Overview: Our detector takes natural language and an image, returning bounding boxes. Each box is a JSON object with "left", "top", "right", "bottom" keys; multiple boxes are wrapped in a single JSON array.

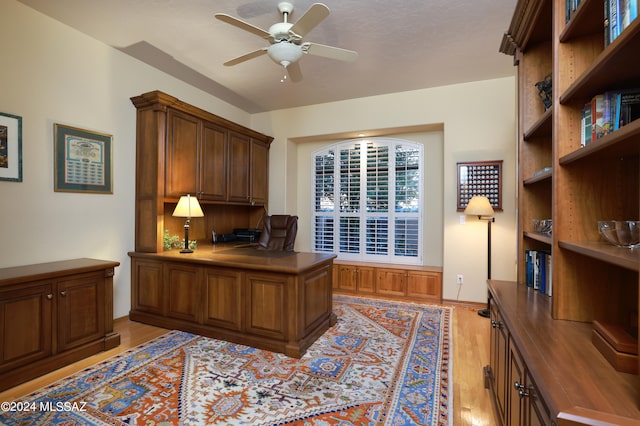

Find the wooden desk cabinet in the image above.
[
  {"left": 0, "top": 258, "right": 120, "bottom": 391},
  {"left": 129, "top": 248, "right": 336, "bottom": 358}
]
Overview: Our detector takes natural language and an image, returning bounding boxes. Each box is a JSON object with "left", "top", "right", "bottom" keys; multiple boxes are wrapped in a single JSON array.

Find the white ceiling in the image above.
[{"left": 19, "top": 0, "right": 517, "bottom": 114}]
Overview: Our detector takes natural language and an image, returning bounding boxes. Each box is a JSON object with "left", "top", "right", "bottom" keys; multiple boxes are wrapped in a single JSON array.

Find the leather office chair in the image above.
[{"left": 257, "top": 215, "right": 298, "bottom": 251}]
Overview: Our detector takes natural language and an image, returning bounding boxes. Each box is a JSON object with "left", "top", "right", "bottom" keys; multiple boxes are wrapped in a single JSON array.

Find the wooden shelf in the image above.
[
  {"left": 560, "top": 20, "right": 640, "bottom": 105},
  {"left": 523, "top": 107, "right": 552, "bottom": 140},
  {"left": 523, "top": 169, "right": 552, "bottom": 185},
  {"left": 558, "top": 240, "right": 640, "bottom": 272},
  {"left": 524, "top": 231, "right": 552, "bottom": 245},
  {"left": 559, "top": 119, "right": 640, "bottom": 165},
  {"left": 558, "top": 0, "right": 602, "bottom": 42}
]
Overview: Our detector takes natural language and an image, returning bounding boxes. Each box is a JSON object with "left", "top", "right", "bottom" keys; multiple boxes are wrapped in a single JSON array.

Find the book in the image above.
[
  {"left": 592, "top": 94, "right": 605, "bottom": 140},
  {"left": 546, "top": 253, "right": 553, "bottom": 297},
  {"left": 614, "top": 89, "right": 640, "bottom": 129},
  {"left": 582, "top": 102, "right": 593, "bottom": 146},
  {"left": 609, "top": 0, "right": 618, "bottom": 45},
  {"left": 620, "top": 0, "right": 639, "bottom": 33},
  {"left": 525, "top": 249, "right": 534, "bottom": 287},
  {"left": 603, "top": 0, "right": 615, "bottom": 47}
]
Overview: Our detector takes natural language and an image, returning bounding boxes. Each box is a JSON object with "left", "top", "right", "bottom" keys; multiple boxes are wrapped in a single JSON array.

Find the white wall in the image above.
[
  {"left": 1, "top": 0, "right": 517, "bottom": 315},
  {"left": 252, "top": 77, "right": 517, "bottom": 303},
  {"left": 0, "top": 1, "right": 252, "bottom": 318}
]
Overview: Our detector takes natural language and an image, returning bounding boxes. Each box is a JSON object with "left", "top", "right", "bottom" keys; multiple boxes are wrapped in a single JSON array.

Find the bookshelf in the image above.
[{"left": 486, "top": 0, "right": 640, "bottom": 424}]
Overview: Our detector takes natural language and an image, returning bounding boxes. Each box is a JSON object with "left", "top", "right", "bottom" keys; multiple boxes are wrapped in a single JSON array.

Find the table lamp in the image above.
[{"left": 172, "top": 194, "right": 204, "bottom": 253}]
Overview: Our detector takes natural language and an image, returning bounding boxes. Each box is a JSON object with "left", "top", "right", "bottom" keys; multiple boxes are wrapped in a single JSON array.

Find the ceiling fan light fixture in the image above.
[{"left": 268, "top": 42, "right": 302, "bottom": 67}]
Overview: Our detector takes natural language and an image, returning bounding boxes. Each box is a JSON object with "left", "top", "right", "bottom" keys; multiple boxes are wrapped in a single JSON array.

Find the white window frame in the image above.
[{"left": 311, "top": 138, "right": 423, "bottom": 265}]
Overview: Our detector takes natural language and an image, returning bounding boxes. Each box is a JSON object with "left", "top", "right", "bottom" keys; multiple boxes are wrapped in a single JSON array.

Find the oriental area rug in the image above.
[{"left": 0, "top": 295, "right": 451, "bottom": 426}]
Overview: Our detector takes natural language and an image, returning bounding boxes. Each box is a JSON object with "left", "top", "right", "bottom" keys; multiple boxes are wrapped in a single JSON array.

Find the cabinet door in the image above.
[
  {"left": 527, "top": 370, "right": 550, "bottom": 426},
  {"left": 406, "top": 271, "right": 442, "bottom": 300},
  {"left": 357, "top": 266, "right": 376, "bottom": 293},
  {"left": 165, "top": 263, "right": 201, "bottom": 323},
  {"left": 376, "top": 268, "right": 406, "bottom": 297},
  {"left": 203, "top": 268, "right": 242, "bottom": 331},
  {"left": 131, "top": 259, "right": 164, "bottom": 315},
  {"left": 509, "top": 340, "right": 526, "bottom": 426},
  {"left": 228, "top": 132, "right": 251, "bottom": 203},
  {"left": 200, "top": 122, "right": 228, "bottom": 201},
  {"left": 0, "top": 283, "right": 53, "bottom": 372},
  {"left": 490, "top": 304, "right": 508, "bottom": 424},
  {"left": 250, "top": 140, "right": 269, "bottom": 205},
  {"left": 165, "top": 108, "right": 199, "bottom": 198},
  {"left": 57, "top": 273, "right": 105, "bottom": 352},
  {"left": 337, "top": 265, "right": 357, "bottom": 291},
  {"left": 244, "top": 272, "right": 287, "bottom": 340}
]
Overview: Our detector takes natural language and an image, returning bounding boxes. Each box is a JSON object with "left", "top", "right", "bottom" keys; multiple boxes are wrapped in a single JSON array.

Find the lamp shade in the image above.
[
  {"left": 172, "top": 194, "right": 204, "bottom": 218},
  {"left": 464, "top": 196, "right": 494, "bottom": 218},
  {"left": 268, "top": 41, "right": 303, "bottom": 67}
]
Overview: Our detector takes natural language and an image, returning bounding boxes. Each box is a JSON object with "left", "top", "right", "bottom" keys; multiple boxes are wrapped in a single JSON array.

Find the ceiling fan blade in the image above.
[
  {"left": 302, "top": 42, "right": 358, "bottom": 62},
  {"left": 224, "top": 48, "right": 268, "bottom": 66},
  {"left": 214, "top": 13, "right": 271, "bottom": 39},
  {"left": 289, "top": 3, "right": 330, "bottom": 37},
  {"left": 286, "top": 62, "right": 303, "bottom": 83}
]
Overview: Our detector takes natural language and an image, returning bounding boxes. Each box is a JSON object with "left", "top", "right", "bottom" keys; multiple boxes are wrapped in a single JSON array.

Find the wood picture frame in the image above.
[
  {"left": 54, "top": 123, "right": 113, "bottom": 194},
  {"left": 0, "top": 112, "right": 23, "bottom": 182},
  {"left": 457, "top": 160, "right": 503, "bottom": 212}
]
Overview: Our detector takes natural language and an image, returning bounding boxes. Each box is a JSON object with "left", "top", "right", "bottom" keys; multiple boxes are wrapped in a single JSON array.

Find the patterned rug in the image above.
[{"left": 0, "top": 295, "right": 451, "bottom": 425}]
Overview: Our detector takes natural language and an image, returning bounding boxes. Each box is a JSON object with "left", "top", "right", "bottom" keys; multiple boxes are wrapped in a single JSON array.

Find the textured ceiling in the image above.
[{"left": 19, "top": 0, "right": 517, "bottom": 113}]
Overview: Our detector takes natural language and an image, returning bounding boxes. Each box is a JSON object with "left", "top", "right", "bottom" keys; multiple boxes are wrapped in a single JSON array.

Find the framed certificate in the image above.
[{"left": 54, "top": 123, "right": 113, "bottom": 194}]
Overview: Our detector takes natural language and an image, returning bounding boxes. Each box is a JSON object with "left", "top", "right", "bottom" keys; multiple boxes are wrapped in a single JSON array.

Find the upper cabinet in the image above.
[{"left": 131, "top": 90, "right": 273, "bottom": 252}]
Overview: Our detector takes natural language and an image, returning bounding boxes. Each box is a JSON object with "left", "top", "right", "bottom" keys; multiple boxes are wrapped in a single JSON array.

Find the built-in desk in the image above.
[{"left": 128, "top": 245, "right": 336, "bottom": 358}]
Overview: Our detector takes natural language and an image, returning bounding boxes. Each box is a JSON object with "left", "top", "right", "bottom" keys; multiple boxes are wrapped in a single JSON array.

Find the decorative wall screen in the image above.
[{"left": 457, "top": 160, "right": 503, "bottom": 212}]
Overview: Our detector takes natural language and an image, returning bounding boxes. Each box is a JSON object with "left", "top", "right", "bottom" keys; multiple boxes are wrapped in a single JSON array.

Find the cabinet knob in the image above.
[
  {"left": 47, "top": 294, "right": 53, "bottom": 300},
  {"left": 491, "top": 320, "right": 503, "bottom": 329},
  {"left": 514, "top": 381, "right": 530, "bottom": 397},
  {"left": 60, "top": 291, "right": 67, "bottom": 297}
]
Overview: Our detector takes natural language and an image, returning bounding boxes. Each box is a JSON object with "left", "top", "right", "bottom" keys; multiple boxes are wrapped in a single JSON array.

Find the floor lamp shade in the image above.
[
  {"left": 464, "top": 196, "right": 494, "bottom": 318},
  {"left": 172, "top": 194, "right": 204, "bottom": 253},
  {"left": 464, "top": 196, "right": 495, "bottom": 218}
]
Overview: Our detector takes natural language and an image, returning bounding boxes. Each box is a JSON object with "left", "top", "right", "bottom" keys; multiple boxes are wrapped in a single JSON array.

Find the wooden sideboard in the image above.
[
  {"left": 129, "top": 245, "right": 336, "bottom": 358},
  {"left": 0, "top": 258, "right": 120, "bottom": 391},
  {"left": 332, "top": 260, "right": 442, "bottom": 302}
]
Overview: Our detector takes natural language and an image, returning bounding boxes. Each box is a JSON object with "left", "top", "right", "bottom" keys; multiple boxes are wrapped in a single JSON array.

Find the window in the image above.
[{"left": 312, "top": 138, "right": 423, "bottom": 264}]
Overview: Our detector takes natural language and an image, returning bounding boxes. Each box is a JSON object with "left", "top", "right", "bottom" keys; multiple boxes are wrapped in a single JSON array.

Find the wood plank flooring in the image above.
[{"left": 0, "top": 302, "right": 496, "bottom": 426}]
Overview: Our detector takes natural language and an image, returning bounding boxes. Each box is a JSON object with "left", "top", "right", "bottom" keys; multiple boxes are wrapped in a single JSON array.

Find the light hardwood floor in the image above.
[{"left": 0, "top": 302, "right": 497, "bottom": 425}]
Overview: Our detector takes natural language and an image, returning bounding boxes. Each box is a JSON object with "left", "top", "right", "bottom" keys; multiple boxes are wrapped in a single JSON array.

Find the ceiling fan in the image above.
[{"left": 214, "top": 2, "right": 358, "bottom": 82}]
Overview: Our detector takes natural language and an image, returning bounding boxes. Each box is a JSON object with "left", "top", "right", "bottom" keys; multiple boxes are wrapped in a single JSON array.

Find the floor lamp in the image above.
[
  {"left": 464, "top": 196, "right": 495, "bottom": 318},
  {"left": 172, "top": 194, "right": 204, "bottom": 253}
]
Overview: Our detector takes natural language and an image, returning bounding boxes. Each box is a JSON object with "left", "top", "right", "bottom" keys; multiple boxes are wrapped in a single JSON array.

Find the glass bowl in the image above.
[{"left": 598, "top": 220, "right": 640, "bottom": 249}]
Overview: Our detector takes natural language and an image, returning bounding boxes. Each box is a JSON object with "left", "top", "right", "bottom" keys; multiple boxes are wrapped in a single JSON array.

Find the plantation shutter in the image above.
[{"left": 312, "top": 138, "right": 423, "bottom": 264}]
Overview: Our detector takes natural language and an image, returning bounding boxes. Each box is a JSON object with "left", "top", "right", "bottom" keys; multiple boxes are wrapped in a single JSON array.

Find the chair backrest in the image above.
[{"left": 257, "top": 215, "right": 298, "bottom": 251}]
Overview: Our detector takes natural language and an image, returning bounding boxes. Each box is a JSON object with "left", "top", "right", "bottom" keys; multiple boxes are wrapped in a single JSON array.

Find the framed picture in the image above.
[
  {"left": 54, "top": 123, "right": 113, "bottom": 194},
  {"left": 457, "top": 160, "right": 503, "bottom": 212},
  {"left": 0, "top": 112, "right": 23, "bottom": 182}
]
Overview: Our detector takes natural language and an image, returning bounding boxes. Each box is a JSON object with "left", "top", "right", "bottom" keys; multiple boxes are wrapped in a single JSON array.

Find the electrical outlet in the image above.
[{"left": 456, "top": 274, "right": 464, "bottom": 285}]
